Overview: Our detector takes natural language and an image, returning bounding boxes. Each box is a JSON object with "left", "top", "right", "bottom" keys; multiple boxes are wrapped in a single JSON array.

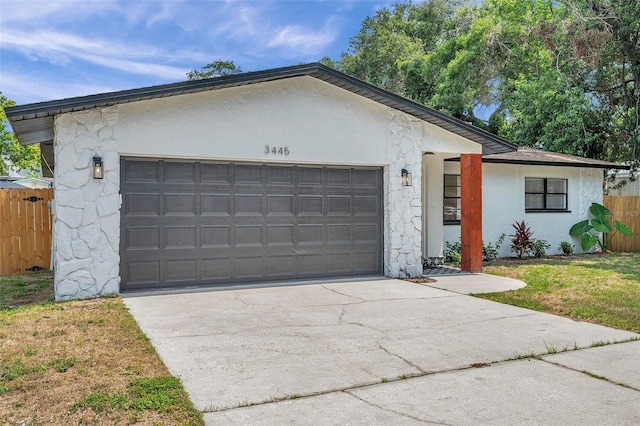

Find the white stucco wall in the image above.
[
  {"left": 442, "top": 162, "right": 604, "bottom": 257},
  {"left": 51, "top": 76, "right": 482, "bottom": 300}
]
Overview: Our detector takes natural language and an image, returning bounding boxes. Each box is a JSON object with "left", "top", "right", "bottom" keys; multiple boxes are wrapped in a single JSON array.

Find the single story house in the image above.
[{"left": 6, "top": 63, "right": 626, "bottom": 300}]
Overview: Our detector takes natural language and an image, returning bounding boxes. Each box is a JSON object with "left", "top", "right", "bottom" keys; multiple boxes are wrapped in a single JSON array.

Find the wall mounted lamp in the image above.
[
  {"left": 401, "top": 168, "right": 412, "bottom": 186},
  {"left": 93, "top": 156, "right": 104, "bottom": 179}
]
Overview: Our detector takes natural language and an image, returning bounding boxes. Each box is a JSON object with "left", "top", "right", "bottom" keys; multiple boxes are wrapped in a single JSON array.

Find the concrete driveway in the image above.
[{"left": 124, "top": 277, "right": 640, "bottom": 425}]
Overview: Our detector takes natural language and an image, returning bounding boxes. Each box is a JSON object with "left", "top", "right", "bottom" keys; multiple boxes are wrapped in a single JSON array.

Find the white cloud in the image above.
[
  {"left": 1, "top": 29, "right": 192, "bottom": 80},
  {"left": 267, "top": 23, "right": 337, "bottom": 54},
  {"left": 0, "top": 72, "right": 116, "bottom": 103}
]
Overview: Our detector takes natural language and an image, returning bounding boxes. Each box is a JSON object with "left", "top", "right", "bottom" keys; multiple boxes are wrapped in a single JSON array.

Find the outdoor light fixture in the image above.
[
  {"left": 93, "top": 156, "right": 104, "bottom": 179},
  {"left": 401, "top": 168, "right": 412, "bottom": 186}
]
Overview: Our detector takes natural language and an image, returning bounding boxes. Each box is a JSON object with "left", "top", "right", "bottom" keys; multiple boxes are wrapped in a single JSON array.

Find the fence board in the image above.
[
  {"left": 603, "top": 195, "right": 640, "bottom": 252},
  {"left": 0, "top": 188, "right": 53, "bottom": 275}
]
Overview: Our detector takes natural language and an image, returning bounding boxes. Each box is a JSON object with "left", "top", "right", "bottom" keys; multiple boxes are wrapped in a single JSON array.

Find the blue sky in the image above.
[{"left": 1, "top": 0, "right": 394, "bottom": 106}]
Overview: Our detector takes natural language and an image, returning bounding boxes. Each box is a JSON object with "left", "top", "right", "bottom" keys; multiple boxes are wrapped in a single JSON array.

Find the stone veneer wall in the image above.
[
  {"left": 53, "top": 107, "right": 120, "bottom": 300},
  {"left": 384, "top": 111, "right": 423, "bottom": 277}
]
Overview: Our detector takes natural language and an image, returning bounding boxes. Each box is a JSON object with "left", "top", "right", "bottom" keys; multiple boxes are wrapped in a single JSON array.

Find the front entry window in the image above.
[{"left": 444, "top": 174, "right": 461, "bottom": 224}]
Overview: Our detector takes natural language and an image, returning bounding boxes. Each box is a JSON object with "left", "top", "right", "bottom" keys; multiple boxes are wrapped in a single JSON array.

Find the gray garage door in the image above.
[{"left": 119, "top": 158, "right": 383, "bottom": 291}]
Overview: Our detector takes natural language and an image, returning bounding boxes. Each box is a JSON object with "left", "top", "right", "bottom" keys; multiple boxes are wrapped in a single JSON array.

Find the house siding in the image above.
[{"left": 443, "top": 162, "right": 603, "bottom": 257}]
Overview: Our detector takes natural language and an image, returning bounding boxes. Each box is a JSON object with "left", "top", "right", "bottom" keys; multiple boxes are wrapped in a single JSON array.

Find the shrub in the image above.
[
  {"left": 483, "top": 233, "right": 506, "bottom": 262},
  {"left": 533, "top": 239, "right": 550, "bottom": 258},
  {"left": 559, "top": 241, "right": 574, "bottom": 255},
  {"left": 444, "top": 233, "right": 506, "bottom": 264},
  {"left": 444, "top": 240, "right": 461, "bottom": 264},
  {"left": 509, "top": 220, "right": 536, "bottom": 258}
]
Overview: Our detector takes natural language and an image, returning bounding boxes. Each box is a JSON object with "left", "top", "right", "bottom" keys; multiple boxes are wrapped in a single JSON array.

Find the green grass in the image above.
[
  {"left": 0, "top": 271, "right": 54, "bottom": 309},
  {"left": 0, "top": 275, "right": 204, "bottom": 425},
  {"left": 481, "top": 253, "right": 640, "bottom": 333}
]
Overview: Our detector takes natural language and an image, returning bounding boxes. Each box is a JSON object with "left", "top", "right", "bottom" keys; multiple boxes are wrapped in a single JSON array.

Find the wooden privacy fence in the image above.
[
  {"left": 603, "top": 195, "right": 640, "bottom": 252},
  {"left": 0, "top": 188, "right": 54, "bottom": 275}
]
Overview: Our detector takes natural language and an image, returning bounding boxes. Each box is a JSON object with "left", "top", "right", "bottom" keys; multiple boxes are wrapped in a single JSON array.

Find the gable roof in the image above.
[
  {"left": 6, "top": 63, "right": 516, "bottom": 157},
  {"left": 481, "top": 147, "right": 629, "bottom": 169}
]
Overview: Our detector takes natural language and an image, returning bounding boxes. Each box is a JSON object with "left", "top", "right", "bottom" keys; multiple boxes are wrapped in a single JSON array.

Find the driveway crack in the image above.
[
  {"left": 321, "top": 284, "right": 364, "bottom": 301},
  {"left": 343, "top": 390, "right": 453, "bottom": 425},
  {"left": 378, "top": 343, "right": 426, "bottom": 374}
]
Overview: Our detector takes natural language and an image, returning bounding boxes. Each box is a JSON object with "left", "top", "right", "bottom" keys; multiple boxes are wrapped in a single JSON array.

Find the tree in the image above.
[
  {"left": 0, "top": 93, "right": 41, "bottom": 176},
  {"left": 329, "top": 0, "right": 640, "bottom": 165},
  {"left": 187, "top": 60, "right": 243, "bottom": 80}
]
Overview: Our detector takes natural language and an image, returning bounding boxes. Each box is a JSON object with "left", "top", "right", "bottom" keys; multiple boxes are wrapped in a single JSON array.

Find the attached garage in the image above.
[
  {"left": 120, "top": 158, "right": 383, "bottom": 290},
  {"left": 6, "top": 63, "right": 518, "bottom": 301}
]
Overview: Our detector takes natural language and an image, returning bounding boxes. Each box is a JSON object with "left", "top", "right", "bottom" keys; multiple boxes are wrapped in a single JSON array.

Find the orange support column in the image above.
[{"left": 460, "top": 153, "right": 483, "bottom": 273}]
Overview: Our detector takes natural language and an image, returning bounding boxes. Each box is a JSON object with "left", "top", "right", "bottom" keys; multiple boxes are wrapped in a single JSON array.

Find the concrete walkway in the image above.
[{"left": 124, "top": 276, "right": 640, "bottom": 425}]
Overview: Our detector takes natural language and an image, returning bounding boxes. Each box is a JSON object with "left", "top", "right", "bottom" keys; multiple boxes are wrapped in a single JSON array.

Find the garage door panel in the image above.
[
  {"left": 355, "top": 196, "right": 379, "bottom": 215},
  {"left": 327, "top": 196, "right": 351, "bottom": 215},
  {"left": 235, "top": 225, "right": 264, "bottom": 247},
  {"left": 235, "top": 195, "right": 263, "bottom": 215},
  {"left": 298, "top": 167, "right": 323, "bottom": 186},
  {"left": 327, "top": 169, "right": 351, "bottom": 186},
  {"left": 267, "top": 225, "right": 294, "bottom": 246},
  {"left": 120, "top": 159, "right": 382, "bottom": 290},
  {"left": 164, "top": 193, "right": 196, "bottom": 216},
  {"left": 125, "top": 193, "right": 160, "bottom": 217},
  {"left": 328, "top": 224, "right": 351, "bottom": 243},
  {"left": 268, "top": 166, "right": 294, "bottom": 185},
  {"left": 298, "top": 195, "right": 323, "bottom": 215},
  {"left": 298, "top": 225, "right": 323, "bottom": 245},
  {"left": 268, "top": 255, "right": 295, "bottom": 276},
  {"left": 165, "top": 260, "right": 197, "bottom": 282},
  {"left": 165, "top": 226, "right": 197, "bottom": 249},
  {"left": 125, "top": 227, "right": 160, "bottom": 250},
  {"left": 201, "top": 163, "right": 231, "bottom": 184},
  {"left": 298, "top": 254, "right": 326, "bottom": 275},
  {"left": 235, "top": 256, "right": 264, "bottom": 278},
  {"left": 164, "top": 162, "right": 197, "bottom": 183},
  {"left": 236, "top": 164, "right": 263, "bottom": 184},
  {"left": 327, "top": 253, "right": 351, "bottom": 272},
  {"left": 355, "top": 252, "right": 380, "bottom": 271},
  {"left": 127, "top": 261, "right": 160, "bottom": 285},
  {"left": 201, "top": 226, "right": 231, "bottom": 248},
  {"left": 125, "top": 161, "right": 160, "bottom": 183},
  {"left": 201, "top": 194, "right": 232, "bottom": 216},
  {"left": 202, "top": 258, "right": 232, "bottom": 280}
]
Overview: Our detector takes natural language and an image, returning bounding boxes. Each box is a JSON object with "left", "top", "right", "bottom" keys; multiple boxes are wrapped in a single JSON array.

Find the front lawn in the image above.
[
  {"left": 0, "top": 273, "right": 203, "bottom": 425},
  {"left": 480, "top": 253, "right": 640, "bottom": 333}
]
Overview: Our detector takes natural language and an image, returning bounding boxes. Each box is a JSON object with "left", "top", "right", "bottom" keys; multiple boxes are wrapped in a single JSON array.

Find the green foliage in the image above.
[
  {"left": 1, "top": 93, "right": 41, "bottom": 176},
  {"left": 444, "top": 233, "right": 506, "bottom": 264},
  {"left": 533, "top": 239, "right": 550, "bottom": 258},
  {"left": 509, "top": 220, "right": 536, "bottom": 258},
  {"left": 444, "top": 240, "right": 461, "bottom": 264},
  {"left": 559, "top": 241, "right": 575, "bottom": 256},
  {"left": 483, "top": 233, "right": 506, "bottom": 262},
  {"left": 569, "top": 202, "right": 634, "bottom": 252},
  {"left": 331, "top": 0, "right": 640, "bottom": 165},
  {"left": 187, "top": 60, "right": 242, "bottom": 80}
]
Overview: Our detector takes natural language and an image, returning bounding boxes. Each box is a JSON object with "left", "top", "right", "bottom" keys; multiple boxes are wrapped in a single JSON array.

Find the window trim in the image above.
[
  {"left": 443, "top": 174, "right": 461, "bottom": 225},
  {"left": 524, "top": 177, "right": 570, "bottom": 213}
]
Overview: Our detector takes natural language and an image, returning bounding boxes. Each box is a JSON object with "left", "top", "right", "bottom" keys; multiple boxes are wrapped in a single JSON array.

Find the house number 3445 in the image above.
[{"left": 265, "top": 146, "right": 290, "bottom": 155}]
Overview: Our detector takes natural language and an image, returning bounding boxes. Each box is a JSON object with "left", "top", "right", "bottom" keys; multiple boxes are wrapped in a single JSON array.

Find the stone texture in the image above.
[{"left": 53, "top": 107, "right": 120, "bottom": 301}]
